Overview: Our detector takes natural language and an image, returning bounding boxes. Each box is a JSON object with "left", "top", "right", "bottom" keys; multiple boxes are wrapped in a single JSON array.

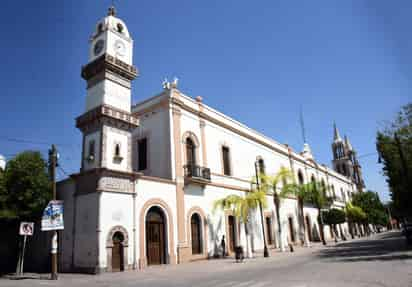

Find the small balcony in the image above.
[{"left": 184, "top": 164, "right": 211, "bottom": 185}]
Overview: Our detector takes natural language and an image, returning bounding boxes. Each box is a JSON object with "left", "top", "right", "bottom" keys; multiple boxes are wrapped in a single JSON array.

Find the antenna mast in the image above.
[{"left": 299, "top": 106, "right": 307, "bottom": 144}]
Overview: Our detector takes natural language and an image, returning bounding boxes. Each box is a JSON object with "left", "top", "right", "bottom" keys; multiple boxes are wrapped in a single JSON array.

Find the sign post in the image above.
[
  {"left": 17, "top": 222, "right": 34, "bottom": 275},
  {"left": 41, "top": 199, "right": 64, "bottom": 280}
]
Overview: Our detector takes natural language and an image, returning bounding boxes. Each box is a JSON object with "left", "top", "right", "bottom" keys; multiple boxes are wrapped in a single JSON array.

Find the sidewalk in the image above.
[{"left": 0, "top": 232, "right": 384, "bottom": 282}]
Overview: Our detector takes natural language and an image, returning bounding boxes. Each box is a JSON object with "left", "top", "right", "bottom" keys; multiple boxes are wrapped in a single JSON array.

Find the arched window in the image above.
[
  {"left": 297, "top": 170, "right": 304, "bottom": 185},
  {"left": 321, "top": 179, "right": 327, "bottom": 197},
  {"left": 257, "top": 158, "right": 265, "bottom": 175},
  {"left": 342, "top": 164, "right": 347, "bottom": 176},
  {"left": 186, "top": 138, "right": 196, "bottom": 166},
  {"left": 117, "top": 23, "right": 124, "bottom": 33},
  {"left": 191, "top": 213, "right": 202, "bottom": 254},
  {"left": 311, "top": 175, "right": 316, "bottom": 183}
]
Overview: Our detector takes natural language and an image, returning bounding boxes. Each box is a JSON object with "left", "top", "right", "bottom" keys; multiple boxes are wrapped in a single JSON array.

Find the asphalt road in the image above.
[{"left": 1, "top": 231, "right": 411, "bottom": 287}]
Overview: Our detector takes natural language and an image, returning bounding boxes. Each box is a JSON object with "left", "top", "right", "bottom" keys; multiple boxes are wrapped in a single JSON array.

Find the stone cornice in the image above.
[
  {"left": 81, "top": 53, "right": 138, "bottom": 81},
  {"left": 76, "top": 104, "right": 139, "bottom": 132}
]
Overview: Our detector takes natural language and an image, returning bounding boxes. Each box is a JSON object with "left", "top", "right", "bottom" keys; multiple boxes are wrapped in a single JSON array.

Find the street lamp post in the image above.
[{"left": 254, "top": 161, "right": 270, "bottom": 258}]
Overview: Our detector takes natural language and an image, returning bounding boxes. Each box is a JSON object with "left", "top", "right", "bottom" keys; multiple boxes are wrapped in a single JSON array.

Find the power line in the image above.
[{"left": 0, "top": 136, "right": 80, "bottom": 148}]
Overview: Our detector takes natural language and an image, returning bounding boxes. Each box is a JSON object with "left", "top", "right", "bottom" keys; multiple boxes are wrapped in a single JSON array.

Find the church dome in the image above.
[
  {"left": 0, "top": 154, "right": 6, "bottom": 171},
  {"left": 92, "top": 6, "right": 131, "bottom": 39}
]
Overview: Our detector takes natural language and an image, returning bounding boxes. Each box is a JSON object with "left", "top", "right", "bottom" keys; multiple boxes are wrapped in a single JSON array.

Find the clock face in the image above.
[
  {"left": 94, "top": 39, "right": 104, "bottom": 56},
  {"left": 114, "top": 40, "right": 126, "bottom": 57}
]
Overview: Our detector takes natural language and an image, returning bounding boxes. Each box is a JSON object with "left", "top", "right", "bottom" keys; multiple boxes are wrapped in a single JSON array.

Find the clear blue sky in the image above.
[{"left": 0, "top": 0, "right": 410, "bottom": 202}]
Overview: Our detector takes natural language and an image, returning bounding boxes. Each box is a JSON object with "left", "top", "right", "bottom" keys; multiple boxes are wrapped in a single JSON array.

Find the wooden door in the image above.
[
  {"left": 191, "top": 214, "right": 202, "bottom": 254},
  {"left": 288, "top": 217, "right": 295, "bottom": 243},
  {"left": 147, "top": 222, "right": 165, "bottom": 265},
  {"left": 266, "top": 217, "right": 273, "bottom": 245},
  {"left": 305, "top": 216, "right": 312, "bottom": 242},
  {"left": 228, "top": 216, "right": 236, "bottom": 252},
  {"left": 112, "top": 241, "right": 122, "bottom": 271}
]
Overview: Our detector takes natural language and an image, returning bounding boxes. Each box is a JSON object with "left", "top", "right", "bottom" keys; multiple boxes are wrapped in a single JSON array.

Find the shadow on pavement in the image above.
[{"left": 317, "top": 231, "right": 412, "bottom": 262}]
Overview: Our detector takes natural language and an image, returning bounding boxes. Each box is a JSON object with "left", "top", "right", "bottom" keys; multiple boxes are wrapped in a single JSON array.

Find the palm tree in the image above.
[
  {"left": 213, "top": 190, "right": 267, "bottom": 258},
  {"left": 280, "top": 181, "right": 312, "bottom": 247},
  {"left": 306, "top": 181, "right": 332, "bottom": 245},
  {"left": 260, "top": 167, "right": 294, "bottom": 252}
]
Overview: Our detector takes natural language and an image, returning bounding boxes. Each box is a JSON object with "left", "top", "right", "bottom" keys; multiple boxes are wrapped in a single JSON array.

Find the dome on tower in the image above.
[
  {"left": 301, "top": 143, "right": 314, "bottom": 161},
  {"left": 91, "top": 6, "right": 131, "bottom": 39},
  {"left": 0, "top": 154, "right": 6, "bottom": 171}
]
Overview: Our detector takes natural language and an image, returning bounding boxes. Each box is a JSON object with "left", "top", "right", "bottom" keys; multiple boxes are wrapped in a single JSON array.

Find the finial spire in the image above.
[
  {"left": 108, "top": 5, "right": 116, "bottom": 16},
  {"left": 344, "top": 135, "right": 353, "bottom": 151},
  {"left": 333, "top": 121, "right": 342, "bottom": 142}
]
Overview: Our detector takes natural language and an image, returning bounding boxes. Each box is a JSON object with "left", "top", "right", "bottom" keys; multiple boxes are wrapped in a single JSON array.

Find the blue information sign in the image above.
[{"left": 41, "top": 200, "right": 64, "bottom": 231}]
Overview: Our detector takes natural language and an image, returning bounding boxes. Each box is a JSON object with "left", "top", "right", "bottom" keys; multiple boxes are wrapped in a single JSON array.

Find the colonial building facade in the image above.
[{"left": 58, "top": 7, "right": 365, "bottom": 273}]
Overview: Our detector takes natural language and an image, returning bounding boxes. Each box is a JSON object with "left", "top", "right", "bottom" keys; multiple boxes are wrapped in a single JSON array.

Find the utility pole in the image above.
[
  {"left": 254, "top": 161, "right": 269, "bottom": 258},
  {"left": 48, "top": 145, "right": 58, "bottom": 280}
]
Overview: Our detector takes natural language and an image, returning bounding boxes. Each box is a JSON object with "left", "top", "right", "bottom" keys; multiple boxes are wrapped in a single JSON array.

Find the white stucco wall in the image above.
[
  {"left": 104, "top": 127, "right": 129, "bottom": 172},
  {"left": 73, "top": 193, "right": 99, "bottom": 269},
  {"left": 99, "top": 192, "right": 135, "bottom": 268},
  {"left": 133, "top": 106, "right": 172, "bottom": 179}
]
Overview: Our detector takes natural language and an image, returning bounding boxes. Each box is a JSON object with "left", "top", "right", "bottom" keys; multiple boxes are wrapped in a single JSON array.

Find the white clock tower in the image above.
[{"left": 76, "top": 6, "right": 139, "bottom": 174}]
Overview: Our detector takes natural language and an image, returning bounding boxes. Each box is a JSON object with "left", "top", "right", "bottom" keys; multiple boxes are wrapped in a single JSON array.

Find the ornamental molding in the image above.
[
  {"left": 76, "top": 104, "right": 139, "bottom": 132},
  {"left": 81, "top": 53, "right": 138, "bottom": 81}
]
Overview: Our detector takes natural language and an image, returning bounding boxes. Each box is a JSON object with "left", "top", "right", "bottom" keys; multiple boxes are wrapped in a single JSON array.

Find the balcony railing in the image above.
[{"left": 184, "top": 164, "right": 211, "bottom": 182}]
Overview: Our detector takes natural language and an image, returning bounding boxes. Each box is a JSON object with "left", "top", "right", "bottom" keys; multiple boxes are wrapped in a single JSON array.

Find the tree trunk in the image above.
[
  {"left": 317, "top": 208, "right": 326, "bottom": 245},
  {"left": 244, "top": 222, "right": 253, "bottom": 258},
  {"left": 349, "top": 222, "right": 355, "bottom": 239},
  {"left": 299, "top": 199, "right": 310, "bottom": 247},
  {"left": 274, "top": 194, "right": 285, "bottom": 252}
]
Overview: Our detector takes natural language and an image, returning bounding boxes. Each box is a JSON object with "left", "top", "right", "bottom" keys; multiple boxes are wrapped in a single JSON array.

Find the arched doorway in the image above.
[
  {"left": 112, "top": 232, "right": 125, "bottom": 272},
  {"left": 191, "top": 213, "right": 202, "bottom": 254},
  {"left": 106, "top": 226, "right": 129, "bottom": 272},
  {"left": 146, "top": 206, "right": 167, "bottom": 265},
  {"left": 305, "top": 215, "right": 312, "bottom": 242},
  {"left": 228, "top": 215, "right": 236, "bottom": 253}
]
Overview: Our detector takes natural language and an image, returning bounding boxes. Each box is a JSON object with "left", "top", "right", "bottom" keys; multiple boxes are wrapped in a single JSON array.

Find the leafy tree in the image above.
[
  {"left": 322, "top": 208, "right": 346, "bottom": 240},
  {"left": 1, "top": 151, "right": 51, "bottom": 220},
  {"left": 260, "top": 167, "right": 294, "bottom": 251},
  {"left": 345, "top": 203, "right": 367, "bottom": 238},
  {"left": 376, "top": 103, "right": 412, "bottom": 218},
  {"left": 352, "top": 191, "right": 388, "bottom": 234},
  {"left": 0, "top": 168, "right": 8, "bottom": 217},
  {"left": 214, "top": 190, "right": 267, "bottom": 256}
]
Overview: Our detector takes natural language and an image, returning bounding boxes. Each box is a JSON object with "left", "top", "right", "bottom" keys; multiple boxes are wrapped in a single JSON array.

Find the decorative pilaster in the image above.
[{"left": 171, "top": 91, "right": 191, "bottom": 262}]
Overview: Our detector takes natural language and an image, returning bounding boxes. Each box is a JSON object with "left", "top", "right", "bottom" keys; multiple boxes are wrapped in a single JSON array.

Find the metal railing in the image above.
[{"left": 184, "top": 164, "right": 211, "bottom": 181}]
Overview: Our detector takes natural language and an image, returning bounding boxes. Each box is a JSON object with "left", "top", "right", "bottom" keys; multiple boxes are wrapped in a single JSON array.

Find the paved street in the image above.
[{"left": 1, "top": 231, "right": 411, "bottom": 287}]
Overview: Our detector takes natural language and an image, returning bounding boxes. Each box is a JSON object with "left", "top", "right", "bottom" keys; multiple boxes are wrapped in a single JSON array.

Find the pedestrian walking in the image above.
[{"left": 221, "top": 235, "right": 226, "bottom": 258}]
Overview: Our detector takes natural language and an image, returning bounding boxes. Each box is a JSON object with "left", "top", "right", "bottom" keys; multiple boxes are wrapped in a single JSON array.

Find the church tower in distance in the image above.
[
  {"left": 331, "top": 123, "right": 364, "bottom": 192},
  {"left": 76, "top": 6, "right": 139, "bottom": 174}
]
